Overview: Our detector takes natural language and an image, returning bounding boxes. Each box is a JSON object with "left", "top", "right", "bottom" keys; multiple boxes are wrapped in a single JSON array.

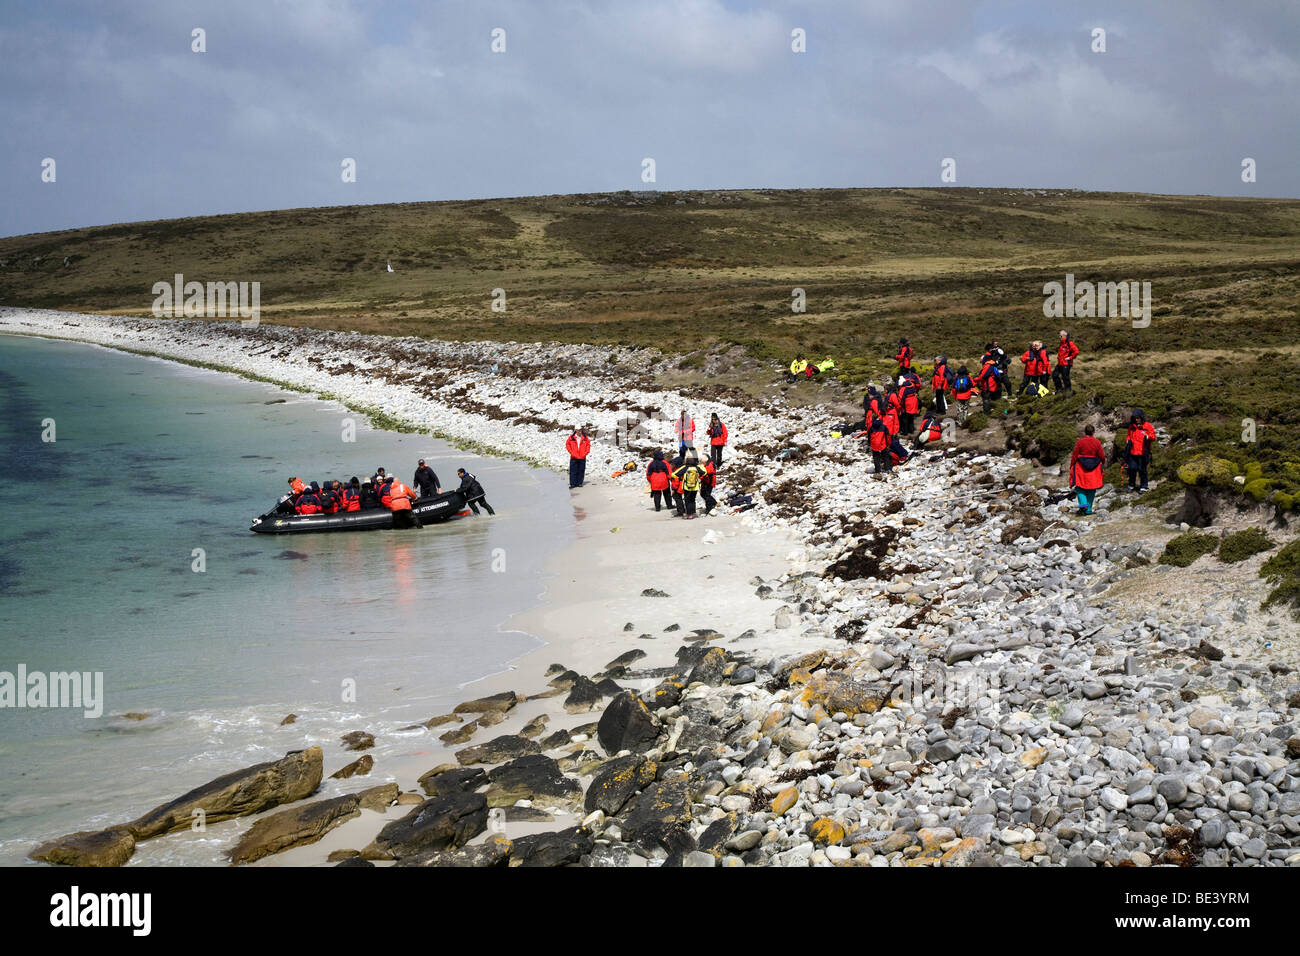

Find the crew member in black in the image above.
[
  {"left": 413, "top": 459, "right": 440, "bottom": 498},
  {"left": 456, "top": 468, "right": 495, "bottom": 515}
]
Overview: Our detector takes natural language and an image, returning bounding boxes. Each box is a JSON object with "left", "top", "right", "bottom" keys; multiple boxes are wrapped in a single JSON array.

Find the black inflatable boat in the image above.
[{"left": 250, "top": 490, "right": 471, "bottom": 534}]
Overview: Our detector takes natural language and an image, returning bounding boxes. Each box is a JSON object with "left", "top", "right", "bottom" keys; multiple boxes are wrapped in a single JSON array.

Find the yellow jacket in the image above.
[{"left": 790, "top": 358, "right": 808, "bottom": 374}]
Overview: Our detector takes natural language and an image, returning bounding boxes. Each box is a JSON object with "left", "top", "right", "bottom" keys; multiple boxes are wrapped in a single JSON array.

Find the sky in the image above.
[{"left": 1, "top": 0, "right": 1297, "bottom": 237}]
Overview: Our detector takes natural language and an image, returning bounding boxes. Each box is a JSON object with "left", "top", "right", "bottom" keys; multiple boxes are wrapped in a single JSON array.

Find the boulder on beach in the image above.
[
  {"left": 584, "top": 754, "right": 658, "bottom": 816},
  {"left": 228, "top": 784, "right": 398, "bottom": 865},
  {"left": 418, "top": 765, "right": 488, "bottom": 797},
  {"left": 485, "top": 755, "right": 581, "bottom": 808},
  {"left": 596, "top": 692, "right": 662, "bottom": 755},
  {"left": 363, "top": 790, "right": 488, "bottom": 860},
  {"left": 330, "top": 754, "right": 374, "bottom": 779},
  {"left": 455, "top": 734, "right": 541, "bottom": 766},
  {"left": 453, "top": 691, "right": 521, "bottom": 715},
  {"left": 340, "top": 731, "right": 374, "bottom": 751},
  {"left": 29, "top": 827, "right": 136, "bottom": 868},
  {"left": 509, "top": 825, "right": 594, "bottom": 867},
  {"left": 128, "top": 747, "right": 323, "bottom": 840},
  {"left": 395, "top": 834, "right": 514, "bottom": 868}
]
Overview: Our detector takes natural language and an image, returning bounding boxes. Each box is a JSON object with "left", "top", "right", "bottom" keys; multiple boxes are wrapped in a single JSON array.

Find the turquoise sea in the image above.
[{"left": 0, "top": 334, "right": 573, "bottom": 864}]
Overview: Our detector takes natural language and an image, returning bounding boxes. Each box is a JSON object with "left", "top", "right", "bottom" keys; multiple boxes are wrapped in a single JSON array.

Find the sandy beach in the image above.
[{"left": 9, "top": 307, "right": 1299, "bottom": 869}]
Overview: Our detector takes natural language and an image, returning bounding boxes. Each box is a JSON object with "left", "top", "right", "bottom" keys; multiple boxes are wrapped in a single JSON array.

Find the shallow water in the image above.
[{"left": 0, "top": 334, "right": 573, "bottom": 864}]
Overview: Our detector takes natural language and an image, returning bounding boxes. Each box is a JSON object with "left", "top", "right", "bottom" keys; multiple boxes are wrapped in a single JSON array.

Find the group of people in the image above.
[
  {"left": 278, "top": 459, "right": 495, "bottom": 523},
  {"left": 644, "top": 448, "right": 719, "bottom": 518},
  {"left": 1067, "top": 409, "right": 1158, "bottom": 514},
  {"left": 566, "top": 410, "right": 730, "bottom": 492}
]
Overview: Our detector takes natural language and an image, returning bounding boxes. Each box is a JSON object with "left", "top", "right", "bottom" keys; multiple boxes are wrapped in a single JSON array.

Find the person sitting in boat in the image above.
[
  {"left": 456, "top": 468, "right": 496, "bottom": 515},
  {"left": 321, "top": 481, "right": 341, "bottom": 514},
  {"left": 295, "top": 485, "right": 324, "bottom": 515},
  {"left": 372, "top": 466, "right": 387, "bottom": 487},
  {"left": 377, "top": 475, "right": 396, "bottom": 509},
  {"left": 341, "top": 478, "right": 362, "bottom": 512},
  {"left": 413, "top": 459, "right": 440, "bottom": 498},
  {"left": 359, "top": 480, "right": 380, "bottom": 510}
]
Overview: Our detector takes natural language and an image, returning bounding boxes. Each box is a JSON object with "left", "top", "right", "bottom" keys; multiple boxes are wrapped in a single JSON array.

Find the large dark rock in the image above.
[
  {"left": 455, "top": 735, "right": 541, "bottom": 766},
  {"left": 395, "top": 835, "right": 513, "bottom": 867},
  {"left": 597, "top": 692, "right": 662, "bottom": 755},
  {"left": 509, "top": 826, "right": 594, "bottom": 867},
  {"left": 621, "top": 776, "right": 693, "bottom": 851},
  {"left": 540, "top": 728, "right": 573, "bottom": 749},
  {"left": 29, "top": 828, "right": 136, "bottom": 867},
  {"left": 564, "top": 676, "right": 605, "bottom": 713},
  {"left": 363, "top": 790, "right": 487, "bottom": 860},
  {"left": 128, "top": 747, "right": 323, "bottom": 840},
  {"left": 696, "top": 815, "right": 736, "bottom": 858},
  {"left": 340, "top": 731, "right": 375, "bottom": 751},
  {"left": 418, "top": 765, "right": 487, "bottom": 797},
  {"left": 330, "top": 754, "right": 374, "bottom": 779},
  {"left": 687, "top": 647, "right": 729, "bottom": 685},
  {"left": 644, "top": 677, "right": 685, "bottom": 711},
  {"left": 485, "top": 755, "right": 581, "bottom": 808},
  {"left": 584, "top": 754, "right": 658, "bottom": 816},
  {"left": 229, "top": 784, "right": 398, "bottom": 865},
  {"left": 605, "top": 649, "right": 647, "bottom": 671},
  {"left": 453, "top": 691, "right": 521, "bottom": 715}
]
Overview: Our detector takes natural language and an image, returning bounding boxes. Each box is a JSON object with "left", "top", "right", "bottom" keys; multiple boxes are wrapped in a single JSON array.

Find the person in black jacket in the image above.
[
  {"left": 413, "top": 459, "right": 440, "bottom": 498},
  {"left": 359, "top": 481, "right": 381, "bottom": 510},
  {"left": 456, "top": 468, "right": 495, "bottom": 515}
]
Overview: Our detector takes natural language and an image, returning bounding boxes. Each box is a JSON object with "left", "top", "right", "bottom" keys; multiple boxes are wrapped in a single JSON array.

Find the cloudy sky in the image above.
[{"left": 2, "top": 0, "right": 1297, "bottom": 237}]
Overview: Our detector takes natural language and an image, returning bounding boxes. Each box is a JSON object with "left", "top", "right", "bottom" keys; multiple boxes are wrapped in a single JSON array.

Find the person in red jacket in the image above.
[
  {"left": 1123, "top": 409, "right": 1158, "bottom": 492},
  {"left": 894, "top": 339, "right": 913, "bottom": 380},
  {"left": 388, "top": 479, "right": 420, "bottom": 528},
  {"left": 700, "top": 458, "right": 718, "bottom": 515},
  {"left": 883, "top": 403, "right": 900, "bottom": 438},
  {"left": 645, "top": 449, "right": 672, "bottom": 512},
  {"left": 1053, "top": 330, "right": 1080, "bottom": 394},
  {"left": 931, "top": 356, "right": 952, "bottom": 413},
  {"left": 706, "top": 413, "right": 728, "bottom": 468},
  {"left": 294, "top": 486, "right": 323, "bottom": 515},
  {"left": 1019, "top": 342, "right": 1041, "bottom": 397},
  {"left": 974, "top": 357, "right": 1003, "bottom": 413},
  {"left": 1069, "top": 425, "right": 1107, "bottom": 515},
  {"left": 900, "top": 377, "right": 921, "bottom": 434},
  {"left": 566, "top": 426, "right": 591, "bottom": 488},
  {"left": 868, "top": 416, "right": 891, "bottom": 476}
]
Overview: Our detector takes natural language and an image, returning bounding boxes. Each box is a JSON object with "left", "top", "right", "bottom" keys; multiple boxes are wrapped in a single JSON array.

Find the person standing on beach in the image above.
[
  {"left": 456, "top": 468, "right": 495, "bottom": 515},
  {"left": 674, "top": 457, "right": 703, "bottom": 518},
  {"left": 1053, "top": 330, "right": 1079, "bottom": 395},
  {"left": 675, "top": 410, "right": 696, "bottom": 459},
  {"left": 413, "top": 459, "right": 440, "bottom": 497},
  {"left": 646, "top": 450, "right": 671, "bottom": 512},
  {"left": 1069, "top": 425, "right": 1106, "bottom": 515},
  {"left": 706, "top": 413, "right": 728, "bottom": 468},
  {"left": 700, "top": 457, "right": 718, "bottom": 515},
  {"left": 867, "top": 414, "right": 891, "bottom": 477},
  {"left": 669, "top": 453, "right": 686, "bottom": 515},
  {"left": 566, "top": 426, "right": 590, "bottom": 488}
]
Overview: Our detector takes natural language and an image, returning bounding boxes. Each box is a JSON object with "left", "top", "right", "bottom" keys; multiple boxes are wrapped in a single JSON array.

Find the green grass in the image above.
[
  {"left": 1261, "top": 539, "right": 1300, "bottom": 616},
  {"left": 1158, "top": 532, "right": 1220, "bottom": 567},
  {"left": 1218, "top": 527, "right": 1275, "bottom": 563}
]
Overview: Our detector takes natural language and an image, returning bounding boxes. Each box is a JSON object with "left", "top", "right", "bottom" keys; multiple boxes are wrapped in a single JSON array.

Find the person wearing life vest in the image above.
[
  {"left": 320, "top": 481, "right": 340, "bottom": 515},
  {"left": 706, "top": 413, "right": 728, "bottom": 468},
  {"left": 883, "top": 402, "right": 900, "bottom": 439},
  {"left": 674, "top": 410, "right": 696, "bottom": 458},
  {"left": 341, "top": 478, "right": 362, "bottom": 512},
  {"left": 868, "top": 415, "right": 891, "bottom": 475},
  {"left": 789, "top": 354, "right": 808, "bottom": 381},
  {"left": 1124, "top": 409, "right": 1158, "bottom": 492},
  {"left": 672, "top": 456, "right": 704, "bottom": 518},
  {"left": 949, "top": 365, "right": 972, "bottom": 423},
  {"left": 566, "top": 426, "right": 591, "bottom": 489},
  {"left": 816, "top": 357, "right": 835, "bottom": 375},
  {"left": 894, "top": 339, "right": 913, "bottom": 379},
  {"left": 388, "top": 478, "right": 419, "bottom": 528},
  {"left": 294, "top": 486, "right": 323, "bottom": 515},
  {"left": 646, "top": 449, "right": 672, "bottom": 512},
  {"left": 287, "top": 477, "right": 306, "bottom": 496},
  {"left": 931, "top": 356, "right": 952, "bottom": 413},
  {"left": 973, "top": 357, "right": 1003, "bottom": 413},
  {"left": 413, "top": 459, "right": 440, "bottom": 498},
  {"left": 372, "top": 467, "right": 387, "bottom": 487},
  {"left": 669, "top": 454, "right": 686, "bottom": 515},
  {"left": 456, "top": 468, "right": 495, "bottom": 515},
  {"left": 378, "top": 475, "right": 395, "bottom": 509},
  {"left": 1069, "top": 424, "right": 1107, "bottom": 515},
  {"left": 914, "top": 414, "right": 944, "bottom": 447},
  {"left": 900, "top": 377, "right": 921, "bottom": 434},
  {"left": 1053, "top": 330, "right": 1080, "bottom": 394},
  {"left": 700, "top": 458, "right": 718, "bottom": 516}
]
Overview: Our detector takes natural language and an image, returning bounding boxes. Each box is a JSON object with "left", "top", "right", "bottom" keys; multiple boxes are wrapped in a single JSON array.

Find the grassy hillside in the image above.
[{"left": 4, "top": 186, "right": 1300, "bottom": 531}]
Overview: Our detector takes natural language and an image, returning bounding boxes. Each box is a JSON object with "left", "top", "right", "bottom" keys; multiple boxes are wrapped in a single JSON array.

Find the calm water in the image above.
[{"left": 0, "top": 334, "right": 573, "bottom": 864}]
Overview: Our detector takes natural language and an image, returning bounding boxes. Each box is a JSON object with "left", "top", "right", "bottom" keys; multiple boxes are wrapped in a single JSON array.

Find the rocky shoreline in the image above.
[{"left": 7, "top": 307, "right": 1298, "bottom": 868}]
